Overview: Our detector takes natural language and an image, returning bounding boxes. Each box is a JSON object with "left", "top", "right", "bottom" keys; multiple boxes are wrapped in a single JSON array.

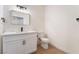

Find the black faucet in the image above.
[{"left": 21, "top": 27, "right": 23, "bottom": 32}]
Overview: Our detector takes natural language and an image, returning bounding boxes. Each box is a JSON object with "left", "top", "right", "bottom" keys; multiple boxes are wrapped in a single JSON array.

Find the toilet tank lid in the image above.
[{"left": 41, "top": 38, "right": 49, "bottom": 41}]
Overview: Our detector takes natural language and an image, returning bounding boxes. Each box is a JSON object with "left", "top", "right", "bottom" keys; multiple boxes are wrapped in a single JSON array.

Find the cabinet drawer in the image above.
[
  {"left": 3, "top": 39, "right": 24, "bottom": 54},
  {"left": 3, "top": 33, "right": 37, "bottom": 42}
]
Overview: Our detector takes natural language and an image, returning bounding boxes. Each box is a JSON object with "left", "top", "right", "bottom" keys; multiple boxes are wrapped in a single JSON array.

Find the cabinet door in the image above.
[
  {"left": 24, "top": 34, "right": 37, "bottom": 53},
  {"left": 3, "top": 39, "right": 24, "bottom": 54}
]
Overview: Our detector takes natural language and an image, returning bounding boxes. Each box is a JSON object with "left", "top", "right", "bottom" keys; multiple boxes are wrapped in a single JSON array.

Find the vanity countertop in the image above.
[{"left": 1, "top": 31, "right": 37, "bottom": 36}]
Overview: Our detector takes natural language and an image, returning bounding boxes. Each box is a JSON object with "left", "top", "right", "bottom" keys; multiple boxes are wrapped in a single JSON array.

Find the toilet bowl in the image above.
[
  {"left": 40, "top": 37, "right": 49, "bottom": 49},
  {"left": 37, "top": 32, "right": 49, "bottom": 49}
]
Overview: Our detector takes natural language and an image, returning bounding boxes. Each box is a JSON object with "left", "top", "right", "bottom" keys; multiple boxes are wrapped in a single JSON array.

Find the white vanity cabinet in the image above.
[{"left": 2, "top": 32, "right": 37, "bottom": 54}]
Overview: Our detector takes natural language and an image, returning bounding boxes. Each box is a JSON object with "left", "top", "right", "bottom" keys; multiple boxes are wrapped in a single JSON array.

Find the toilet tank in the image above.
[{"left": 37, "top": 32, "right": 47, "bottom": 38}]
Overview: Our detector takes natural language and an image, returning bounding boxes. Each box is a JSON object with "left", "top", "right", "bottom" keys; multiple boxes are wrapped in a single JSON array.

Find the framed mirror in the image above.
[{"left": 10, "top": 9, "right": 30, "bottom": 25}]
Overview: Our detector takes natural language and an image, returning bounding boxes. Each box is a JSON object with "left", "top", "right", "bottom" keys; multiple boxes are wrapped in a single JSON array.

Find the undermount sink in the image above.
[{"left": 2, "top": 31, "right": 37, "bottom": 36}]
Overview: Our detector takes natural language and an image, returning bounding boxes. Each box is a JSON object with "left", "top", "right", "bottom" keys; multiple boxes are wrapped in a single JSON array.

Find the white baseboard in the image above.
[{"left": 49, "top": 42, "right": 69, "bottom": 54}]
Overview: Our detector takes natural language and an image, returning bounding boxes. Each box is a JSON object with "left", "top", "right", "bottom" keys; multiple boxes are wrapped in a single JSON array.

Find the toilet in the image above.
[
  {"left": 40, "top": 37, "right": 49, "bottom": 49},
  {"left": 37, "top": 32, "right": 49, "bottom": 49}
]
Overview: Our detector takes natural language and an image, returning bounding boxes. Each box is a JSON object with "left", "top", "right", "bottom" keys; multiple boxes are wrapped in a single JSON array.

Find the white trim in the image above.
[{"left": 49, "top": 42, "right": 69, "bottom": 54}]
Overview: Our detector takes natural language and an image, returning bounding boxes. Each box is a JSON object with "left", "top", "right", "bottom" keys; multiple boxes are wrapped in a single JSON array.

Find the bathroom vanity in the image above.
[
  {"left": 0, "top": 5, "right": 38, "bottom": 54},
  {"left": 1, "top": 31, "right": 37, "bottom": 54}
]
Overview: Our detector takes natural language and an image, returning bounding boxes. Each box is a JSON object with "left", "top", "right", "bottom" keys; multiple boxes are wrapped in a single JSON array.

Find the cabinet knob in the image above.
[{"left": 22, "top": 40, "right": 26, "bottom": 45}]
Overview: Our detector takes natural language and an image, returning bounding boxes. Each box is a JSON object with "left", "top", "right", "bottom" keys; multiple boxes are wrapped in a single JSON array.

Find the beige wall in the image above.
[
  {"left": 45, "top": 5, "right": 79, "bottom": 53},
  {"left": 24, "top": 5, "right": 45, "bottom": 32}
]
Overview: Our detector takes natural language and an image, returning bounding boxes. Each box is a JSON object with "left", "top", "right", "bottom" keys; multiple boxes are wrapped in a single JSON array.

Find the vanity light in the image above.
[{"left": 16, "top": 5, "right": 27, "bottom": 10}]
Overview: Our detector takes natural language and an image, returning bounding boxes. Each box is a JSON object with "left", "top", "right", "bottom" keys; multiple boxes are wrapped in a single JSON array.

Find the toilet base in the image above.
[{"left": 41, "top": 43, "right": 48, "bottom": 49}]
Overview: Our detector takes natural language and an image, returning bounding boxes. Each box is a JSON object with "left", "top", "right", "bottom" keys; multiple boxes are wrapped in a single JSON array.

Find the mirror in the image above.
[{"left": 10, "top": 9, "right": 30, "bottom": 25}]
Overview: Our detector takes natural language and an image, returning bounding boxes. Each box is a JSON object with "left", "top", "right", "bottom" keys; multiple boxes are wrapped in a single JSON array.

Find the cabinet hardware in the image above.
[{"left": 22, "top": 40, "right": 26, "bottom": 45}]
